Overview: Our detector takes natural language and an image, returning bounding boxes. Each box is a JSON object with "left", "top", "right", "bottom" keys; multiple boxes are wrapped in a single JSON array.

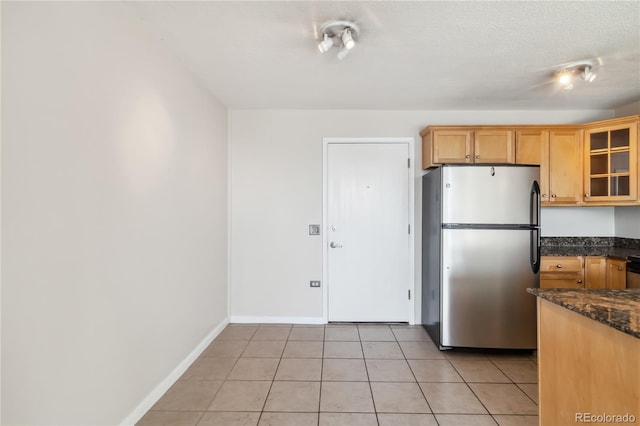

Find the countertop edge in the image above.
[{"left": 527, "top": 288, "right": 640, "bottom": 340}]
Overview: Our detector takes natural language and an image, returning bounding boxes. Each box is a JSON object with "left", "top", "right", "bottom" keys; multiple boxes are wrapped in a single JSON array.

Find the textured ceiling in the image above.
[{"left": 125, "top": 1, "right": 640, "bottom": 110}]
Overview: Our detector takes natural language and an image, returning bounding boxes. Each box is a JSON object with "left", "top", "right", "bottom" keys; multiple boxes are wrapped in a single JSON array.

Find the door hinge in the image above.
[
  {"left": 408, "top": 290, "right": 411, "bottom": 300},
  {"left": 408, "top": 224, "right": 411, "bottom": 234},
  {"left": 407, "top": 158, "right": 410, "bottom": 168}
]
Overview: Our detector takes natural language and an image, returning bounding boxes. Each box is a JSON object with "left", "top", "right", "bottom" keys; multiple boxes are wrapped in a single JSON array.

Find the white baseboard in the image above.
[
  {"left": 230, "top": 315, "right": 325, "bottom": 325},
  {"left": 120, "top": 317, "right": 230, "bottom": 426}
]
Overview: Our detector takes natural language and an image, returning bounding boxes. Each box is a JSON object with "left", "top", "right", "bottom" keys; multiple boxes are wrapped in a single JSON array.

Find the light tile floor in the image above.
[{"left": 137, "top": 324, "right": 538, "bottom": 426}]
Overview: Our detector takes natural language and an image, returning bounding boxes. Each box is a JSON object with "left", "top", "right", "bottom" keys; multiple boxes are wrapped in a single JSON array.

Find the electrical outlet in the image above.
[{"left": 310, "top": 281, "right": 321, "bottom": 288}]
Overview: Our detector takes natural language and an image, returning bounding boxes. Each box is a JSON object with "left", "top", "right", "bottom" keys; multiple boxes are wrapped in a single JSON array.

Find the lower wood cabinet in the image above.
[
  {"left": 540, "top": 256, "right": 584, "bottom": 289},
  {"left": 584, "top": 256, "right": 607, "bottom": 289},
  {"left": 606, "top": 258, "right": 627, "bottom": 289},
  {"left": 538, "top": 298, "right": 640, "bottom": 425},
  {"left": 541, "top": 256, "right": 627, "bottom": 289}
]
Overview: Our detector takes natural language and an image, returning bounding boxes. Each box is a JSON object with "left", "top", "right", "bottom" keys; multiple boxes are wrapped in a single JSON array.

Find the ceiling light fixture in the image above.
[
  {"left": 317, "top": 20, "right": 360, "bottom": 59},
  {"left": 553, "top": 60, "right": 600, "bottom": 90},
  {"left": 318, "top": 33, "right": 334, "bottom": 53},
  {"left": 581, "top": 66, "right": 597, "bottom": 83}
]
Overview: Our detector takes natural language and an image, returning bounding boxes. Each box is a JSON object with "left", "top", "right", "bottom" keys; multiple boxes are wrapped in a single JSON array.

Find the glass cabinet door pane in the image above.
[
  {"left": 590, "top": 177, "right": 608, "bottom": 196},
  {"left": 590, "top": 132, "right": 608, "bottom": 150},
  {"left": 590, "top": 153, "right": 608, "bottom": 175},
  {"left": 610, "top": 152, "right": 629, "bottom": 173},
  {"left": 611, "top": 128, "right": 630, "bottom": 149},
  {"left": 610, "top": 176, "right": 630, "bottom": 196}
]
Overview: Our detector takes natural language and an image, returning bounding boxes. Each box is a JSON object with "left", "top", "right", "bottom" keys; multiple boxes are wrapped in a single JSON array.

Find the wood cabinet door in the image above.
[
  {"left": 583, "top": 122, "right": 638, "bottom": 203},
  {"left": 473, "top": 130, "right": 515, "bottom": 163},
  {"left": 515, "top": 129, "right": 546, "bottom": 165},
  {"left": 606, "top": 258, "right": 627, "bottom": 289},
  {"left": 584, "top": 257, "right": 607, "bottom": 289},
  {"left": 432, "top": 130, "right": 473, "bottom": 164},
  {"left": 547, "top": 130, "right": 582, "bottom": 204}
]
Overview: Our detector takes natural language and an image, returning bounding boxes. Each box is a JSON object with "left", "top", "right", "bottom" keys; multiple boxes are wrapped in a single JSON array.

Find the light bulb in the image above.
[
  {"left": 556, "top": 70, "right": 574, "bottom": 90},
  {"left": 318, "top": 33, "right": 333, "bottom": 53},
  {"left": 341, "top": 28, "right": 355, "bottom": 50}
]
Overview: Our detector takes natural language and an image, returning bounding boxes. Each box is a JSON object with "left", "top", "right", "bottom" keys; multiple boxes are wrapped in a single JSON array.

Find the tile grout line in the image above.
[
  {"left": 446, "top": 358, "right": 495, "bottom": 421},
  {"left": 488, "top": 357, "right": 540, "bottom": 407},
  {"left": 395, "top": 328, "right": 437, "bottom": 422},
  {"left": 356, "top": 325, "right": 380, "bottom": 426},
  {"left": 255, "top": 325, "right": 291, "bottom": 425},
  {"left": 318, "top": 326, "right": 325, "bottom": 426}
]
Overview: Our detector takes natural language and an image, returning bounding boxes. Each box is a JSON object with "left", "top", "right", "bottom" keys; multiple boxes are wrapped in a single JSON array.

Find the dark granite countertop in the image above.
[
  {"left": 541, "top": 246, "right": 640, "bottom": 259},
  {"left": 527, "top": 288, "right": 640, "bottom": 339}
]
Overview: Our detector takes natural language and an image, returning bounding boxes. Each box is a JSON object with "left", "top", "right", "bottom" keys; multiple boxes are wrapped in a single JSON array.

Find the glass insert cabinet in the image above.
[{"left": 584, "top": 121, "right": 638, "bottom": 202}]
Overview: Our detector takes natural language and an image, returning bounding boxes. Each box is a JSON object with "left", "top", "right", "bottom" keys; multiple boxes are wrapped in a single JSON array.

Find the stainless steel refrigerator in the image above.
[{"left": 421, "top": 165, "right": 540, "bottom": 349}]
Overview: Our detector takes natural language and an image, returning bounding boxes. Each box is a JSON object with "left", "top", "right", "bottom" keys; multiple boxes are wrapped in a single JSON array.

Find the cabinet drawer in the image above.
[{"left": 540, "top": 257, "right": 583, "bottom": 272}]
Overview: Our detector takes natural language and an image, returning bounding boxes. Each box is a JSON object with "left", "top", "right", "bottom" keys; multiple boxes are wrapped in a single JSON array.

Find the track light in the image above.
[
  {"left": 581, "top": 66, "right": 597, "bottom": 83},
  {"left": 553, "top": 60, "right": 599, "bottom": 91},
  {"left": 317, "top": 33, "right": 333, "bottom": 53},
  {"left": 341, "top": 29, "right": 355, "bottom": 50},
  {"left": 317, "top": 20, "right": 359, "bottom": 59}
]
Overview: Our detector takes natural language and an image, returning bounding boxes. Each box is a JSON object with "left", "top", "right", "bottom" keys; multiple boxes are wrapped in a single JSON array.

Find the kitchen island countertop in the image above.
[{"left": 527, "top": 288, "right": 640, "bottom": 339}]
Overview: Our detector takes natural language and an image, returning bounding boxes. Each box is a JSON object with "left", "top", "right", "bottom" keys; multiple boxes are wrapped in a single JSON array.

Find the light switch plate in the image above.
[
  {"left": 309, "top": 224, "right": 320, "bottom": 235},
  {"left": 310, "top": 281, "right": 321, "bottom": 288}
]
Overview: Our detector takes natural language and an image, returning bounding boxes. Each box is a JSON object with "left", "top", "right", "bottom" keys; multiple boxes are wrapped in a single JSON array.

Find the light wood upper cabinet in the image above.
[
  {"left": 515, "top": 129, "right": 545, "bottom": 165},
  {"left": 432, "top": 130, "right": 473, "bottom": 164},
  {"left": 606, "top": 258, "right": 627, "bottom": 289},
  {"left": 473, "top": 130, "right": 515, "bottom": 163},
  {"left": 420, "top": 116, "right": 640, "bottom": 206},
  {"left": 583, "top": 119, "right": 638, "bottom": 203},
  {"left": 421, "top": 127, "right": 514, "bottom": 168},
  {"left": 540, "top": 129, "right": 582, "bottom": 205}
]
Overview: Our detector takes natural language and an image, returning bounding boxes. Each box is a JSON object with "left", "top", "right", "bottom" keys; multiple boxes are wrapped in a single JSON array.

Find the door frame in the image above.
[{"left": 322, "top": 137, "right": 415, "bottom": 324}]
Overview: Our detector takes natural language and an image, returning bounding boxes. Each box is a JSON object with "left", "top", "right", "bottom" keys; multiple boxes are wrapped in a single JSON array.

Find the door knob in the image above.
[{"left": 330, "top": 242, "right": 343, "bottom": 248}]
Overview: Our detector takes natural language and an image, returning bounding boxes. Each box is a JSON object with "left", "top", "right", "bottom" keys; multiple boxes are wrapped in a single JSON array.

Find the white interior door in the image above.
[{"left": 327, "top": 143, "right": 411, "bottom": 322}]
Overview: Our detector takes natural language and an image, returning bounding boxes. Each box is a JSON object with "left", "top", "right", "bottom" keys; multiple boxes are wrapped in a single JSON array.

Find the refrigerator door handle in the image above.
[
  {"left": 530, "top": 180, "right": 540, "bottom": 227},
  {"left": 530, "top": 180, "right": 541, "bottom": 274}
]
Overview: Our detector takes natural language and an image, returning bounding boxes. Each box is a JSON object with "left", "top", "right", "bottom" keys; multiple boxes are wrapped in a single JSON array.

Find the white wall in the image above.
[
  {"left": 2, "top": 3, "right": 228, "bottom": 425},
  {"left": 615, "top": 206, "right": 640, "bottom": 238},
  {"left": 541, "top": 207, "right": 615, "bottom": 237},
  {"left": 615, "top": 100, "right": 640, "bottom": 117},
  {"left": 229, "top": 109, "right": 613, "bottom": 323}
]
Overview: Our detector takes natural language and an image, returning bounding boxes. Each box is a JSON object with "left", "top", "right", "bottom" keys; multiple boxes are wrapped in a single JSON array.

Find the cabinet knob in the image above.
[
  {"left": 551, "top": 194, "right": 557, "bottom": 198},
  {"left": 585, "top": 194, "right": 590, "bottom": 198},
  {"left": 577, "top": 280, "right": 583, "bottom": 284},
  {"left": 618, "top": 266, "right": 624, "bottom": 271},
  {"left": 465, "top": 155, "right": 470, "bottom": 159},
  {"left": 475, "top": 155, "right": 480, "bottom": 159},
  {"left": 556, "top": 264, "right": 563, "bottom": 268},
  {"left": 541, "top": 194, "right": 548, "bottom": 198}
]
